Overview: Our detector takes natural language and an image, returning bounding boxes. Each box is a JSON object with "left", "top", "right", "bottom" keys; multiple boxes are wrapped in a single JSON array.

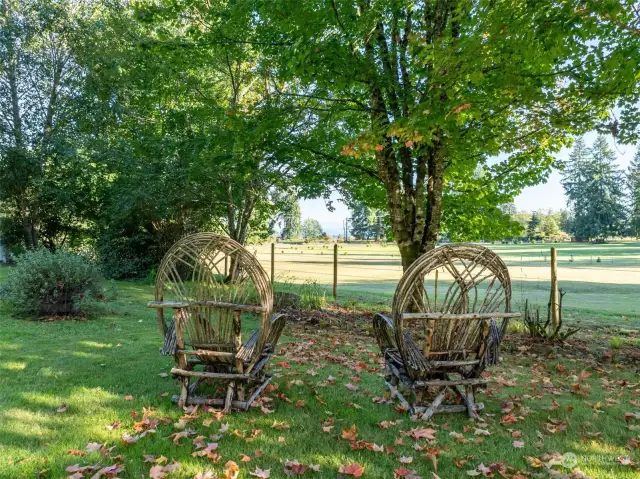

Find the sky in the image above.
[{"left": 300, "top": 132, "right": 638, "bottom": 236}]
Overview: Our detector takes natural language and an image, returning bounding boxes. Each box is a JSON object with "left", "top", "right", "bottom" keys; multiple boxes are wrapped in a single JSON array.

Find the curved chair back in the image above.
[
  {"left": 152, "top": 233, "right": 272, "bottom": 364},
  {"left": 392, "top": 243, "right": 513, "bottom": 379}
]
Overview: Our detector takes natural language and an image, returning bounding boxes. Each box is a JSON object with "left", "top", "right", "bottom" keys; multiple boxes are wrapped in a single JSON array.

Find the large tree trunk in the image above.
[{"left": 359, "top": 1, "right": 450, "bottom": 271}]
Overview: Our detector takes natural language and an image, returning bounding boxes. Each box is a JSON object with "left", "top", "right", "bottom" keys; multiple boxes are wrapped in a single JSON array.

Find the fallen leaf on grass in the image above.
[
  {"left": 249, "top": 467, "right": 271, "bottom": 478},
  {"left": 223, "top": 460, "right": 240, "bottom": 479},
  {"left": 625, "top": 412, "right": 640, "bottom": 422},
  {"left": 339, "top": 463, "right": 365, "bottom": 477},
  {"left": 86, "top": 442, "right": 103, "bottom": 453},
  {"left": 191, "top": 443, "right": 218, "bottom": 459},
  {"left": 92, "top": 463, "right": 125, "bottom": 478},
  {"left": 394, "top": 468, "right": 421, "bottom": 479},
  {"left": 65, "top": 464, "right": 101, "bottom": 475},
  {"left": 284, "top": 460, "right": 308, "bottom": 475},
  {"left": 512, "top": 441, "right": 525, "bottom": 448},
  {"left": 378, "top": 420, "right": 400, "bottom": 429},
  {"left": 57, "top": 404, "right": 69, "bottom": 413},
  {"left": 341, "top": 425, "right": 358, "bottom": 441},
  {"left": 123, "top": 395, "right": 134, "bottom": 401},
  {"left": 193, "top": 472, "right": 214, "bottom": 479},
  {"left": 271, "top": 420, "right": 290, "bottom": 430},
  {"left": 500, "top": 414, "right": 518, "bottom": 424},
  {"left": 408, "top": 428, "right": 437, "bottom": 441},
  {"left": 345, "top": 383, "right": 359, "bottom": 391},
  {"left": 121, "top": 431, "right": 147, "bottom": 445},
  {"left": 399, "top": 456, "right": 413, "bottom": 464},
  {"left": 169, "top": 430, "right": 195, "bottom": 445},
  {"left": 149, "top": 462, "right": 180, "bottom": 479}
]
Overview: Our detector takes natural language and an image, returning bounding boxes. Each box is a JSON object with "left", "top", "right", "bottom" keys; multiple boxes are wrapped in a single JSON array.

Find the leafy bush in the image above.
[
  {"left": 0, "top": 249, "right": 105, "bottom": 317},
  {"left": 96, "top": 230, "right": 161, "bottom": 279}
]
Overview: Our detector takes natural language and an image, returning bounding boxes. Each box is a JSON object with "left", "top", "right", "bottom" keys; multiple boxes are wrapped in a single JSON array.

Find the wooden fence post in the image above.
[
  {"left": 550, "top": 247, "right": 559, "bottom": 330},
  {"left": 271, "top": 243, "right": 275, "bottom": 285},
  {"left": 333, "top": 243, "right": 338, "bottom": 299}
]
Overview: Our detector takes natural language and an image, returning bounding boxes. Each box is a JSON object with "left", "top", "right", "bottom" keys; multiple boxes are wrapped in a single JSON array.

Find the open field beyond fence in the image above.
[{"left": 253, "top": 242, "right": 640, "bottom": 329}]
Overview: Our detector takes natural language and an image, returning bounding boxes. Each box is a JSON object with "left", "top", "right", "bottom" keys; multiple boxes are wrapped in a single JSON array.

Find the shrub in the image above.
[
  {"left": 298, "top": 280, "right": 326, "bottom": 310},
  {"left": 609, "top": 336, "right": 623, "bottom": 349},
  {"left": 0, "top": 249, "right": 105, "bottom": 317},
  {"left": 520, "top": 290, "right": 579, "bottom": 341},
  {"left": 96, "top": 230, "right": 160, "bottom": 279}
]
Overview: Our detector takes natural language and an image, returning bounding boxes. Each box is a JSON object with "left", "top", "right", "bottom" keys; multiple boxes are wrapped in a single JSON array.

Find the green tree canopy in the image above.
[
  {"left": 255, "top": 0, "right": 640, "bottom": 267},
  {"left": 301, "top": 219, "right": 323, "bottom": 241}
]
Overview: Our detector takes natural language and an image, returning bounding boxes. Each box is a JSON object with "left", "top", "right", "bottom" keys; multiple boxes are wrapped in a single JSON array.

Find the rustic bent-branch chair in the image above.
[
  {"left": 373, "top": 243, "right": 519, "bottom": 420},
  {"left": 148, "top": 233, "right": 286, "bottom": 410}
]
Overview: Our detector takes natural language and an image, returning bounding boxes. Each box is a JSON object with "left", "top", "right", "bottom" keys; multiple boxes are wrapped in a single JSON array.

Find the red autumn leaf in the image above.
[
  {"left": 339, "top": 463, "right": 365, "bottom": 477},
  {"left": 453, "top": 103, "right": 472, "bottom": 114},
  {"left": 393, "top": 468, "right": 421, "bottom": 479},
  {"left": 284, "top": 460, "right": 308, "bottom": 475}
]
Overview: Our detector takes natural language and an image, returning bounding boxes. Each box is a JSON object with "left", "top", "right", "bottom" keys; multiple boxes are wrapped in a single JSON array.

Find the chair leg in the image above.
[
  {"left": 236, "top": 382, "right": 245, "bottom": 402},
  {"left": 420, "top": 388, "right": 447, "bottom": 420},
  {"left": 178, "top": 377, "right": 189, "bottom": 408},
  {"left": 465, "top": 385, "right": 480, "bottom": 420},
  {"left": 223, "top": 381, "right": 235, "bottom": 412}
]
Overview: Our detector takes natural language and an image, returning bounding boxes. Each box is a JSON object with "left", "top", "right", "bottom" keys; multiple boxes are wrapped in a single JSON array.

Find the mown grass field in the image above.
[
  {"left": 0, "top": 261, "right": 639, "bottom": 479},
  {"left": 255, "top": 242, "right": 640, "bottom": 329}
]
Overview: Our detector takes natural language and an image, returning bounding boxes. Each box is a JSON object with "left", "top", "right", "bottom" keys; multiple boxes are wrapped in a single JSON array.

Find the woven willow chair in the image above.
[
  {"left": 373, "top": 243, "right": 519, "bottom": 420},
  {"left": 148, "top": 233, "right": 286, "bottom": 410}
]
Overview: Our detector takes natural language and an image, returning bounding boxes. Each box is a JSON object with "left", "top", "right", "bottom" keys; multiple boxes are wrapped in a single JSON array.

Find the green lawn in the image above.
[{"left": 0, "top": 266, "right": 639, "bottom": 478}]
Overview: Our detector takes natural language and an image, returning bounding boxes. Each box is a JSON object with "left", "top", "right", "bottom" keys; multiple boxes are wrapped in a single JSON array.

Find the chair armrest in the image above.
[
  {"left": 373, "top": 313, "right": 396, "bottom": 353},
  {"left": 266, "top": 313, "right": 287, "bottom": 348},
  {"left": 237, "top": 313, "right": 287, "bottom": 362}
]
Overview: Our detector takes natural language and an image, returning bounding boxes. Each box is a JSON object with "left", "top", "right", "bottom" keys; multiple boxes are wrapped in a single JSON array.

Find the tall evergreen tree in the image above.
[
  {"left": 628, "top": 147, "right": 640, "bottom": 238},
  {"left": 526, "top": 212, "right": 541, "bottom": 239},
  {"left": 561, "top": 137, "right": 592, "bottom": 240},
  {"left": 563, "top": 136, "right": 626, "bottom": 241},
  {"left": 349, "top": 201, "right": 386, "bottom": 240},
  {"left": 584, "top": 136, "right": 627, "bottom": 240},
  {"left": 349, "top": 202, "right": 371, "bottom": 240}
]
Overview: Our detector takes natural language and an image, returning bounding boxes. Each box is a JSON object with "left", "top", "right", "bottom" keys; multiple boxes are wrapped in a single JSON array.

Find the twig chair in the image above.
[
  {"left": 148, "top": 233, "right": 286, "bottom": 410},
  {"left": 373, "top": 243, "right": 519, "bottom": 420}
]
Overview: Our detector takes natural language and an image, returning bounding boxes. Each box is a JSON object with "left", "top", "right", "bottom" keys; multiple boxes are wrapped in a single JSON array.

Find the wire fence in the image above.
[{"left": 247, "top": 242, "right": 640, "bottom": 325}]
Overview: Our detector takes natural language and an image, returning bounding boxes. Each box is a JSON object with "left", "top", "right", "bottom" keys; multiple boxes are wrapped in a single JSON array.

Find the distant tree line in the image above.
[{"left": 498, "top": 137, "right": 640, "bottom": 243}]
